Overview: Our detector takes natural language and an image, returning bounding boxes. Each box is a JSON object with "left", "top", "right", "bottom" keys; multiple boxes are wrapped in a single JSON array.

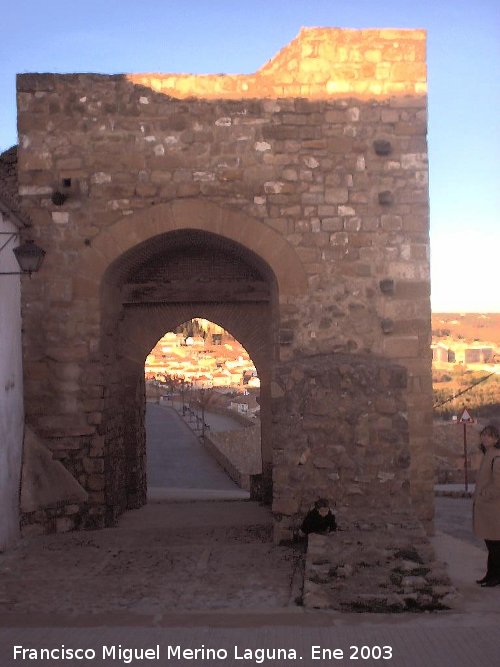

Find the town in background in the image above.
[{"left": 145, "top": 318, "right": 260, "bottom": 419}]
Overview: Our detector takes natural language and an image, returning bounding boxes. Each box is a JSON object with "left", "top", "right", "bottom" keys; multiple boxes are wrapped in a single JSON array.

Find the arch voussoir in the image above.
[{"left": 76, "top": 200, "right": 307, "bottom": 299}]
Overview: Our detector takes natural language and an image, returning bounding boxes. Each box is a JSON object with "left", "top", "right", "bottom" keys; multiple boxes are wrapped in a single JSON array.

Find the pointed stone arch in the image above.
[
  {"left": 86, "top": 202, "right": 307, "bottom": 522},
  {"left": 73, "top": 199, "right": 308, "bottom": 301}
]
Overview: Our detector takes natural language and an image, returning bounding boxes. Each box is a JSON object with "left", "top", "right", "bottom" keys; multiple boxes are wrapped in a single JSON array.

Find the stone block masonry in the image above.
[
  {"left": 303, "top": 507, "right": 456, "bottom": 612},
  {"left": 271, "top": 353, "right": 411, "bottom": 542},
  {"left": 204, "top": 426, "right": 262, "bottom": 491},
  {"left": 15, "top": 27, "right": 433, "bottom": 537}
]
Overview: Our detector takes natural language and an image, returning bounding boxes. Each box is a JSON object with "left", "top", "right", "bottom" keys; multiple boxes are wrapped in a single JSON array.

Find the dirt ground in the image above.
[{"left": 431, "top": 313, "right": 500, "bottom": 346}]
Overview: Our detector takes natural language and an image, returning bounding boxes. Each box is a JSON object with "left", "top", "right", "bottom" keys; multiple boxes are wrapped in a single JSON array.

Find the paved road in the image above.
[
  {"left": 434, "top": 496, "right": 485, "bottom": 549},
  {"left": 166, "top": 398, "right": 247, "bottom": 432},
  {"left": 146, "top": 403, "right": 248, "bottom": 500}
]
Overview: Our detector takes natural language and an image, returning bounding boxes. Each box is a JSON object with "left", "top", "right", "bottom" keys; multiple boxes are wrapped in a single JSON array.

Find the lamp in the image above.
[{"left": 0, "top": 233, "right": 46, "bottom": 276}]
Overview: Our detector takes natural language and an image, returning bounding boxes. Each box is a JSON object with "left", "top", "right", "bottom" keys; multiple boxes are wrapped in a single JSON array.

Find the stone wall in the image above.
[
  {"left": 434, "top": 421, "right": 481, "bottom": 485},
  {"left": 19, "top": 427, "right": 88, "bottom": 536},
  {"left": 204, "top": 426, "right": 262, "bottom": 490},
  {"left": 15, "top": 27, "right": 433, "bottom": 533},
  {"left": 271, "top": 353, "right": 411, "bottom": 542},
  {"left": 303, "top": 508, "right": 455, "bottom": 612}
]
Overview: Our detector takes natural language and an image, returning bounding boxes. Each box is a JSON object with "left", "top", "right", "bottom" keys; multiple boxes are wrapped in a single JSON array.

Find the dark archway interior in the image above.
[
  {"left": 104, "top": 228, "right": 277, "bottom": 290},
  {"left": 100, "top": 228, "right": 279, "bottom": 523}
]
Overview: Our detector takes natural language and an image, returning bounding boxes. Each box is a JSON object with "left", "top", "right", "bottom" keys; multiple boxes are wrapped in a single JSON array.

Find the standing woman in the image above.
[{"left": 473, "top": 423, "right": 500, "bottom": 587}]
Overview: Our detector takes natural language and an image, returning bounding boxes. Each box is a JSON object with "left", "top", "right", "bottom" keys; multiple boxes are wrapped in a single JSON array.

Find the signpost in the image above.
[{"left": 458, "top": 408, "right": 475, "bottom": 492}]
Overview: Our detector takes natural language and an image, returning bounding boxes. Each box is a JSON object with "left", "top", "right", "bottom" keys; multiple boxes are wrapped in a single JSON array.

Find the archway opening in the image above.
[
  {"left": 144, "top": 318, "right": 262, "bottom": 501},
  {"left": 99, "top": 227, "right": 278, "bottom": 524}
]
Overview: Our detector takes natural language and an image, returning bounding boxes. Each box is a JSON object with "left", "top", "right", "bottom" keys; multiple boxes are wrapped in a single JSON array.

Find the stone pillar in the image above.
[{"left": 271, "top": 354, "right": 410, "bottom": 543}]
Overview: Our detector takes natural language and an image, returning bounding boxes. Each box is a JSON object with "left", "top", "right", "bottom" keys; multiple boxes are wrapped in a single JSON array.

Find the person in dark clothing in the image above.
[{"left": 301, "top": 498, "right": 337, "bottom": 535}]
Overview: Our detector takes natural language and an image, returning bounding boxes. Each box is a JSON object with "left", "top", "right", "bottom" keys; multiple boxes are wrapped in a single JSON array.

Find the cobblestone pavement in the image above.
[
  {"left": 1, "top": 499, "right": 500, "bottom": 667},
  {"left": 1, "top": 415, "right": 499, "bottom": 667},
  {"left": 0, "top": 502, "right": 303, "bottom": 622}
]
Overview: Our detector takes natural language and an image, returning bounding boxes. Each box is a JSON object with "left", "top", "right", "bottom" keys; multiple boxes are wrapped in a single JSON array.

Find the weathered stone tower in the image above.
[{"left": 16, "top": 28, "right": 432, "bottom": 538}]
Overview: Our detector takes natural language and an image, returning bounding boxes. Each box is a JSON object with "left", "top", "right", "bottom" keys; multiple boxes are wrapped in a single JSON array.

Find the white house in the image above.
[
  {"left": 230, "top": 391, "right": 260, "bottom": 417},
  {"left": 1, "top": 147, "right": 88, "bottom": 545},
  {"left": 0, "top": 147, "right": 27, "bottom": 550}
]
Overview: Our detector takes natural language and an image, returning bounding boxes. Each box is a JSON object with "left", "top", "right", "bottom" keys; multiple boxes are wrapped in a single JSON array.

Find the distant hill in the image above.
[
  {"left": 432, "top": 313, "right": 500, "bottom": 347},
  {"left": 431, "top": 313, "right": 500, "bottom": 482}
]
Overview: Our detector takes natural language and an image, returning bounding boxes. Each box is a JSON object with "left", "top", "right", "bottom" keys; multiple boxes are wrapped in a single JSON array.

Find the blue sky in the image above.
[{"left": 1, "top": 1, "right": 499, "bottom": 312}]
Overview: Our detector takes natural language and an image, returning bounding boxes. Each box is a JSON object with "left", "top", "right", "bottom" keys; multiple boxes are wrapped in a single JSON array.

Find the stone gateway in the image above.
[{"left": 14, "top": 28, "right": 433, "bottom": 539}]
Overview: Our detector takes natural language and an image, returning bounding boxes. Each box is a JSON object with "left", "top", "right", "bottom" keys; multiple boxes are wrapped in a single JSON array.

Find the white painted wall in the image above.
[{"left": 0, "top": 212, "right": 24, "bottom": 550}]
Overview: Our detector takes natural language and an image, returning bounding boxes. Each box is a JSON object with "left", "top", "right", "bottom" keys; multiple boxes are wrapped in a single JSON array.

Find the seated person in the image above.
[{"left": 301, "top": 498, "right": 337, "bottom": 535}]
